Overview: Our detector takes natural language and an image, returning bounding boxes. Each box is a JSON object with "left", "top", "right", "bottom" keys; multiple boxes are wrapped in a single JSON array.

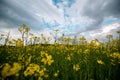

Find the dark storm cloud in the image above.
[
  {"left": 81, "top": 0, "right": 120, "bottom": 31},
  {"left": 0, "top": 0, "right": 39, "bottom": 29}
]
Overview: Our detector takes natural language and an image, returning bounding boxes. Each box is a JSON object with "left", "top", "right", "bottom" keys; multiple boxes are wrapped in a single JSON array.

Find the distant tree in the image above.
[
  {"left": 18, "top": 24, "right": 30, "bottom": 46},
  {"left": 72, "top": 36, "right": 77, "bottom": 45},
  {"left": 64, "top": 37, "right": 71, "bottom": 45},
  {"left": 62, "top": 33, "right": 65, "bottom": 44},
  {"left": 116, "top": 30, "right": 120, "bottom": 52},
  {"left": 116, "top": 30, "right": 120, "bottom": 40},
  {"left": 54, "top": 29, "right": 59, "bottom": 43},
  {"left": 106, "top": 34, "right": 113, "bottom": 43},
  {"left": 4, "top": 31, "right": 10, "bottom": 46},
  {"left": 79, "top": 36, "right": 86, "bottom": 45},
  {"left": 0, "top": 32, "right": 10, "bottom": 46}
]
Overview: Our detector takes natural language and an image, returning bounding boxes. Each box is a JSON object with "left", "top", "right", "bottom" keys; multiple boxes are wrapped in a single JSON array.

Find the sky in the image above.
[{"left": 0, "top": 0, "right": 120, "bottom": 43}]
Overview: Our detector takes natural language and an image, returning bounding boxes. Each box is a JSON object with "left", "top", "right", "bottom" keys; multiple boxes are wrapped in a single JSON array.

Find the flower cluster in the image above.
[
  {"left": 1, "top": 62, "right": 21, "bottom": 78},
  {"left": 24, "top": 63, "right": 40, "bottom": 77},
  {"left": 97, "top": 59, "right": 104, "bottom": 65},
  {"left": 73, "top": 64, "right": 80, "bottom": 71},
  {"left": 41, "top": 51, "right": 54, "bottom": 66}
]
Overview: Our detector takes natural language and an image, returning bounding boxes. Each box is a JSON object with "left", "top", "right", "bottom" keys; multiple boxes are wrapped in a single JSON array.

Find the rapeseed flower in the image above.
[
  {"left": 54, "top": 70, "right": 59, "bottom": 77},
  {"left": 39, "top": 70, "right": 44, "bottom": 76},
  {"left": 73, "top": 64, "right": 80, "bottom": 71},
  {"left": 38, "top": 77, "right": 43, "bottom": 80},
  {"left": 24, "top": 63, "right": 40, "bottom": 77},
  {"left": 65, "top": 55, "right": 71, "bottom": 61},
  {"left": 97, "top": 59, "right": 104, "bottom": 65},
  {"left": 41, "top": 58, "right": 47, "bottom": 65},
  {"left": 41, "top": 54, "right": 54, "bottom": 66},
  {"left": 44, "top": 74, "right": 49, "bottom": 78},
  {"left": 1, "top": 62, "right": 21, "bottom": 78}
]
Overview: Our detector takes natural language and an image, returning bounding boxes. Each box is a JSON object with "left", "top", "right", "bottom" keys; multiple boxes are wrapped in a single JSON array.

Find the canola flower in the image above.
[
  {"left": 24, "top": 63, "right": 40, "bottom": 77},
  {"left": 43, "top": 74, "right": 49, "bottom": 78},
  {"left": 38, "top": 77, "right": 43, "bottom": 80},
  {"left": 110, "top": 52, "right": 120, "bottom": 60},
  {"left": 1, "top": 62, "right": 21, "bottom": 78},
  {"left": 73, "top": 64, "right": 80, "bottom": 71},
  {"left": 39, "top": 70, "right": 45, "bottom": 77},
  {"left": 40, "top": 51, "right": 46, "bottom": 57},
  {"left": 65, "top": 55, "right": 71, "bottom": 61},
  {"left": 84, "top": 49, "right": 90, "bottom": 54},
  {"left": 97, "top": 59, "right": 104, "bottom": 65},
  {"left": 110, "top": 52, "right": 120, "bottom": 64},
  {"left": 41, "top": 52, "right": 54, "bottom": 66},
  {"left": 54, "top": 70, "right": 59, "bottom": 77}
]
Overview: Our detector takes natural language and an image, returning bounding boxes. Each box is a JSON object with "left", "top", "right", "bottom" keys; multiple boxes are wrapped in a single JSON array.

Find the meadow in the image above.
[{"left": 0, "top": 25, "right": 120, "bottom": 80}]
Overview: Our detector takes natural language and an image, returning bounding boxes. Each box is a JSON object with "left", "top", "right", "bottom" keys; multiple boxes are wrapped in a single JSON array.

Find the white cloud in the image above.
[{"left": 89, "top": 22, "right": 120, "bottom": 41}]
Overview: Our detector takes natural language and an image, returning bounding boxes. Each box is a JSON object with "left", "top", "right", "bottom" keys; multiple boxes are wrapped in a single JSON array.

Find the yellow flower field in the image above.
[{"left": 0, "top": 28, "right": 120, "bottom": 80}]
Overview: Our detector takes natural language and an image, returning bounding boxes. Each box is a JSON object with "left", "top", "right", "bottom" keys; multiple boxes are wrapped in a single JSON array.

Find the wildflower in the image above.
[
  {"left": 73, "top": 64, "right": 80, "bottom": 71},
  {"left": 47, "top": 59, "right": 54, "bottom": 66},
  {"left": 54, "top": 70, "right": 59, "bottom": 77},
  {"left": 110, "top": 52, "right": 120, "bottom": 60},
  {"left": 97, "top": 59, "right": 104, "bottom": 65},
  {"left": 1, "top": 63, "right": 11, "bottom": 78},
  {"left": 39, "top": 70, "right": 44, "bottom": 76},
  {"left": 15, "top": 73, "right": 19, "bottom": 77},
  {"left": 24, "top": 63, "right": 40, "bottom": 77},
  {"left": 41, "top": 58, "right": 47, "bottom": 65},
  {"left": 40, "top": 51, "right": 46, "bottom": 57},
  {"left": 1, "top": 63, "right": 21, "bottom": 78},
  {"left": 41, "top": 54, "right": 54, "bottom": 66},
  {"left": 38, "top": 77, "right": 43, "bottom": 80},
  {"left": 44, "top": 74, "right": 49, "bottom": 78},
  {"left": 84, "top": 49, "right": 90, "bottom": 54},
  {"left": 65, "top": 55, "right": 71, "bottom": 61},
  {"left": 110, "top": 52, "right": 120, "bottom": 64}
]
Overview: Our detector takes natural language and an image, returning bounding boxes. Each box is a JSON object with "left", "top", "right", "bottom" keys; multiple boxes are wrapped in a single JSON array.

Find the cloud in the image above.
[
  {"left": 89, "top": 22, "right": 120, "bottom": 41},
  {"left": 66, "top": 0, "right": 120, "bottom": 33},
  {"left": 0, "top": 0, "right": 64, "bottom": 30},
  {"left": 0, "top": 0, "right": 120, "bottom": 42}
]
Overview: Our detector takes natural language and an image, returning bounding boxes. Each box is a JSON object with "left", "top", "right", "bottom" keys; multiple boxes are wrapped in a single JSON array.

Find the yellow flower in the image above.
[
  {"left": 38, "top": 77, "right": 43, "bottom": 80},
  {"left": 1, "top": 63, "right": 11, "bottom": 78},
  {"left": 84, "top": 49, "right": 90, "bottom": 54},
  {"left": 46, "top": 55, "right": 54, "bottom": 65},
  {"left": 54, "top": 70, "right": 59, "bottom": 77},
  {"left": 97, "top": 59, "right": 104, "bottom": 65},
  {"left": 73, "top": 64, "right": 80, "bottom": 71},
  {"left": 43, "top": 67, "right": 47, "bottom": 71},
  {"left": 39, "top": 70, "right": 44, "bottom": 76},
  {"left": 47, "top": 59, "right": 54, "bottom": 66},
  {"left": 1, "top": 63, "right": 21, "bottom": 78},
  {"left": 40, "top": 51, "right": 46, "bottom": 57},
  {"left": 54, "top": 73, "right": 58, "bottom": 77},
  {"left": 44, "top": 74, "right": 49, "bottom": 78},
  {"left": 110, "top": 52, "right": 120, "bottom": 60},
  {"left": 24, "top": 63, "right": 40, "bottom": 77},
  {"left": 15, "top": 73, "right": 19, "bottom": 77},
  {"left": 41, "top": 54, "right": 54, "bottom": 66},
  {"left": 41, "top": 58, "right": 47, "bottom": 65},
  {"left": 65, "top": 55, "right": 71, "bottom": 61}
]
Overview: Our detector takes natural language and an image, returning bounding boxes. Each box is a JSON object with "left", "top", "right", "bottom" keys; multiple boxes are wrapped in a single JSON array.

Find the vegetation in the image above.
[{"left": 0, "top": 24, "right": 120, "bottom": 80}]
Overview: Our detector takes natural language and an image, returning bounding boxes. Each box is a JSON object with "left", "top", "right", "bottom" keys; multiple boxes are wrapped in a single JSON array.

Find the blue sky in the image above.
[{"left": 0, "top": 0, "right": 120, "bottom": 42}]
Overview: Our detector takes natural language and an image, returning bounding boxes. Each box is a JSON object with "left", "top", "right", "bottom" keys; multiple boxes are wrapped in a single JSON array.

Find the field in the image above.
[
  {"left": 0, "top": 41, "right": 120, "bottom": 80},
  {"left": 0, "top": 27, "right": 120, "bottom": 80}
]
